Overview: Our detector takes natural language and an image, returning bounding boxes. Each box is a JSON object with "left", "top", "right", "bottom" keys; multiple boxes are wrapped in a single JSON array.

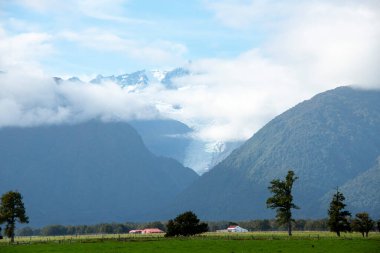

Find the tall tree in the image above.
[
  {"left": 327, "top": 189, "right": 351, "bottom": 237},
  {"left": 266, "top": 170, "right": 299, "bottom": 236},
  {"left": 352, "top": 212, "right": 375, "bottom": 237},
  {"left": 165, "top": 211, "right": 208, "bottom": 237},
  {"left": 0, "top": 191, "right": 29, "bottom": 242}
]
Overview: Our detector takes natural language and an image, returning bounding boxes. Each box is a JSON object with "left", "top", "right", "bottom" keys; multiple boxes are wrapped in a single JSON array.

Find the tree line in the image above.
[
  {"left": 12, "top": 218, "right": 380, "bottom": 237},
  {"left": 13, "top": 218, "right": 334, "bottom": 236},
  {"left": 16, "top": 221, "right": 165, "bottom": 236},
  {"left": 1, "top": 171, "right": 380, "bottom": 240}
]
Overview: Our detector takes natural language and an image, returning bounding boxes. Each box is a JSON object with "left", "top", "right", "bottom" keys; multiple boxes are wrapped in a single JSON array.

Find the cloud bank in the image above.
[{"left": 1, "top": 0, "right": 379, "bottom": 142}]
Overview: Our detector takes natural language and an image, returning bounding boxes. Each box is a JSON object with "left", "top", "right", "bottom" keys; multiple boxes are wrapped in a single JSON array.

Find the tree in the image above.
[
  {"left": 165, "top": 211, "right": 208, "bottom": 237},
  {"left": 228, "top": 221, "right": 238, "bottom": 226},
  {"left": 352, "top": 212, "right": 374, "bottom": 237},
  {"left": 327, "top": 189, "right": 351, "bottom": 237},
  {"left": 294, "top": 219, "right": 307, "bottom": 231},
  {"left": 266, "top": 170, "right": 299, "bottom": 236},
  {"left": 0, "top": 191, "right": 29, "bottom": 242},
  {"left": 17, "top": 227, "right": 34, "bottom": 236},
  {"left": 41, "top": 225, "right": 68, "bottom": 236}
]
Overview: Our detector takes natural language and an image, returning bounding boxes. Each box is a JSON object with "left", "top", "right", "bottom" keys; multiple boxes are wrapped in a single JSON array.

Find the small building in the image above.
[
  {"left": 141, "top": 228, "right": 165, "bottom": 234},
  {"left": 227, "top": 225, "right": 248, "bottom": 233},
  {"left": 129, "top": 229, "right": 143, "bottom": 234}
]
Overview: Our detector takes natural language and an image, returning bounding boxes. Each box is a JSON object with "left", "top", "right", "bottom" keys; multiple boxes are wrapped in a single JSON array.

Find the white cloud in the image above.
[
  {"left": 205, "top": 0, "right": 380, "bottom": 30},
  {"left": 153, "top": 52, "right": 304, "bottom": 141},
  {"left": 155, "top": 0, "right": 380, "bottom": 141},
  {"left": 0, "top": 28, "right": 160, "bottom": 128},
  {"left": 204, "top": 0, "right": 282, "bottom": 29},
  {"left": 13, "top": 0, "right": 146, "bottom": 24},
  {"left": 0, "top": 70, "right": 161, "bottom": 128},
  {"left": 13, "top": 0, "right": 63, "bottom": 12},
  {"left": 76, "top": 0, "right": 146, "bottom": 24},
  {"left": 265, "top": 1, "right": 380, "bottom": 88},
  {"left": 0, "top": 27, "right": 53, "bottom": 72},
  {"left": 59, "top": 28, "right": 188, "bottom": 67},
  {"left": 58, "top": 81, "right": 160, "bottom": 122},
  {"left": 0, "top": 1, "right": 379, "bottom": 144}
]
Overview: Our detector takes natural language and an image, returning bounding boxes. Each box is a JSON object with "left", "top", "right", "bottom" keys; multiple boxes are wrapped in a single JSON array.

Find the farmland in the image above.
[{"left": 1, "top": 232, "right": 379, "bottom": 253}]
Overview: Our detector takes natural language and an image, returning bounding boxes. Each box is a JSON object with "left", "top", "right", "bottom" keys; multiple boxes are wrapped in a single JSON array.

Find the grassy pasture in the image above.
[{"left": 0, "top": 231, "right": 379, "bottom": 253}]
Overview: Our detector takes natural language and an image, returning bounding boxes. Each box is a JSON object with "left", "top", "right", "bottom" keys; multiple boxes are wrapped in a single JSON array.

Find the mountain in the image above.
[
  {"left": 88, "top": 68, "right": 189, "bottom": 90},
  {"left": 52, "top": 68, "right": 243, "bottom": 174},
  {"left": 0, "top": 121, "right": 198, "bottom": 226},
  {"left": 88, "top": 68, "right": 189, "bottom": 89},
  {"left": 335, "top": 157, "right": 380, "bottom": 214},
  {"left": 183, "top": 140, "right": 242, "bottom": 175},
  {"left": 129, "top": 119, "right": 192, "bottom": 164},
  {"left": 161, "top": 67, "right": 189, "bottom": 89},
  {"left": 162, "top": 86, "right": 380, "bottom": 220},
  {"left": 67, "top": 76, "right": 82, "bottom": 83},
  {"left": 129, "top": 119, "right": 241, "bottom": 174},
  {"left": 90, "top": 70, "right": 150, "bottom": 87}
]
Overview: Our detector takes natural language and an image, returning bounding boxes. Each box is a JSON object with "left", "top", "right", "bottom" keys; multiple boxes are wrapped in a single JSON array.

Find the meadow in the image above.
[{"left": 0, "top": 232, "right": 379, "bottom": 253}]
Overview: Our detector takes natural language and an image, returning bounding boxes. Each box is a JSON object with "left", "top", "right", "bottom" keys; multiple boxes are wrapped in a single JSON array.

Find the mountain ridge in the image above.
[
  {"left": 0, "top": 121, "right": 199, "bottom": 226},
  {"left": 159, "top": 86, "right": 380, "bottom": 220}
]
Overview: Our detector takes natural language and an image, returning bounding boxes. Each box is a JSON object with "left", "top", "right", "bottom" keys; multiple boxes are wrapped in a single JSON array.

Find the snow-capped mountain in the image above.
[
  {"left": 161, "top": 67, "right": 189, "bottom": 89},
  {"left": 61, "top": 67, "right": 190, "bottom": 91},
  {"left": 53, "top": 67, "right": 238, "bottom": 174},
  {"left": 85, "top": 68, "right": 189, "bottom": 89},
  {"left": 90, "top": 70, "right": 149, "bottom": 87}
]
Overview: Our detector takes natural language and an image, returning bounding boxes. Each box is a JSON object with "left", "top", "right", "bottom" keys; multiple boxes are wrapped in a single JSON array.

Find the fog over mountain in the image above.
[
  {"left": 1, "top": 68, "right": 244, "bottom": 174},
  {"left": 161, "top": 86, "right": 380, "bottom": 220}
]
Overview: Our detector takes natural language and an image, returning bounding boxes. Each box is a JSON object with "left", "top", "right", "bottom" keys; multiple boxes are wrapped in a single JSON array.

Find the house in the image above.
[
  {"left": 141, "top": 228, "right": 165, "bottom": 234},
  {"left": 227, "top": 225, "right": 248, "bottom": 233},
  {"left": 129, "top": 229, "right": 143, "bottom": 234}
]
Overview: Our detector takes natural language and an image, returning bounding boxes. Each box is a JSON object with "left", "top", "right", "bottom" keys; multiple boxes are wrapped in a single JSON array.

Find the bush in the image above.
[{"left": 165, "top": 211, "right": 208, "bottom": 237}]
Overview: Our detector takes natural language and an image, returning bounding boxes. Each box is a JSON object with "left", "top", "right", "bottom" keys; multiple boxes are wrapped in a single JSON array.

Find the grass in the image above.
[{"left": 0, "top": 232, "right": 379, "bottom": 253}]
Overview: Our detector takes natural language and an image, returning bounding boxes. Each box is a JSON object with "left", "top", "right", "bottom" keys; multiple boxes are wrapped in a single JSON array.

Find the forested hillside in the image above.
[{"left": 164, "top": 87, "right": 380, "bottom": 220}]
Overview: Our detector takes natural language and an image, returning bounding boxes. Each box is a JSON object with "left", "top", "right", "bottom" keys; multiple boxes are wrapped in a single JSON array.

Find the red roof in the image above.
[
  {"left": 227, "top": 225, "right": 238, "bottom": 229},
  {"left": 142, "top": 228, "right": 164, "bottom": 234},
  {"left": 129, "top": 229, "right": 143, "bottom": 234}
]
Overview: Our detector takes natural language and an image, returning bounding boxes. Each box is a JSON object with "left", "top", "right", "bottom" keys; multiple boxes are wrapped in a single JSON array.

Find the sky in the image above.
[{"left": 1, "top": 0, "right": 380, "bottom": 142}]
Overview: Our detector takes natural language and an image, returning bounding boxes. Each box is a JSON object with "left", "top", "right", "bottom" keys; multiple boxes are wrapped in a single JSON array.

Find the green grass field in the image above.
[{"left": 1, "top": 232, "right": 379, "bottom": 253}]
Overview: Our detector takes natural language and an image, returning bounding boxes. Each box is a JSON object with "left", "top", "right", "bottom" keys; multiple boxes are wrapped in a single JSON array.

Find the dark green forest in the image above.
[{"left": 15, "top": 219, "right": 335, "bottom": 236}]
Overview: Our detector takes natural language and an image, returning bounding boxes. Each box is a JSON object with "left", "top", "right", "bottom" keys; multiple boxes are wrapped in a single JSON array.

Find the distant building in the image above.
[
  {"left": 129, "top": 229, "right": 143, "bottom": 234},
  {"left": 227, "top": 225, "right": 248, "bottom": 233},
  {"left": 141, "top": 228, "right": 165, "bottom": 234}
]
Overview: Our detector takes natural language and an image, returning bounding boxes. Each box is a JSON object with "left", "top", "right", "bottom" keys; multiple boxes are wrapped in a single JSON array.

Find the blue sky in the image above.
[
  {"left": 2, "top": 0, "right": 266, "bottom": 75},
  {"left": 0, "top": 0, "right": 379, "bottom": 144}
]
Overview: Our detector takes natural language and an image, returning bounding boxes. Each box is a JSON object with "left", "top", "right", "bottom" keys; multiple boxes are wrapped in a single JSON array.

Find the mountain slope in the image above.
[
  {"left": 128, "top": 119, "right": 241, "bottom": 174},
  {"left": 129, "top": 119, "right": 192, "bottom": 164},
  {"left": 0, "top": 121, "right": 198, "bottom": 226},
  {"left": 338, "top": 157, "right": 380, "bottom": 214},
  {"left": 164, "top": 87, "right": 380, "bottom": 220}
]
